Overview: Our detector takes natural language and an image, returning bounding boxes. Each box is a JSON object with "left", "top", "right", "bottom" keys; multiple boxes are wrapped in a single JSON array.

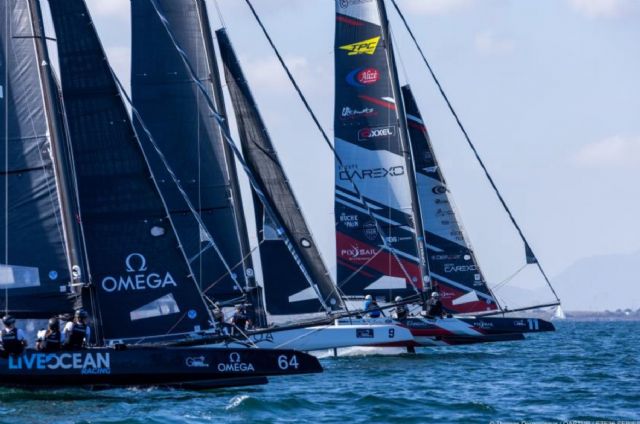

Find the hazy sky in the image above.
[{"left": 44, "top": 0, "right": 640, "bottom": 300}]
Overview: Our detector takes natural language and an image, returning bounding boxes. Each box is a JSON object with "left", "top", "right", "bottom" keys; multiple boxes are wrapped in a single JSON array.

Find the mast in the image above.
[
  {"left": 195, "top": 0, "right": 257, "bottom": 294},
  {"left": 27, "top": 0, "right": 87, "bottom": 294},
  {"left": 376, "top": 0, "right": 430, "bottom": 293}
]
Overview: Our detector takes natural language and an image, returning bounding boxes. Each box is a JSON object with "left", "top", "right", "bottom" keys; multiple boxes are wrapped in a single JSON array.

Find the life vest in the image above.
[
  {"left": 42, "top": 330, "right": 61, "bottom": 352},
  {"left": 65, "top": 322, "right": 87, "bottom": 349},
  {"left": 1, "top": 328, "right": 24, "bottom": 355},
  {"left": 232, "top": 312, "right": 247, "bottom": 329}
]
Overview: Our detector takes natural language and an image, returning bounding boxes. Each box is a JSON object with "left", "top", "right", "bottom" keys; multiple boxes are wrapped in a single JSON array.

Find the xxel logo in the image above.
[
  {"left": 125, "top": 253, "right": 147, "bottom": 273},
  {"left": 339, "top": 36, "right": 381, "bottom": 56}
]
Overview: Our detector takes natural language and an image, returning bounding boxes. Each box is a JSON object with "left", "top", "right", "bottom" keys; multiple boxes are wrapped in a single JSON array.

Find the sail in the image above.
[
  {"left": 217, "top": 28, "right": 342, "bottom": 315},
  {"left": 131, "top": 0, "right": 254, "bottom": 302},
  {"left": 334, "top": 0, "right": 425, "bottom": 299},
  {"left": 402, "top": 85, "right": 499, "bottom": 313},
  {"left": 0, "top": 0, "right": 78, "bottom": 317},
  {"left": 49, "top": 0, "right": 213, "bottom": 342}
]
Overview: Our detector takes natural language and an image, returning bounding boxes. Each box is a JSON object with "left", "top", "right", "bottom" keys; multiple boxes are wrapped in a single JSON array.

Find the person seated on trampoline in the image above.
[
  {"left": 36, "top": 317, "right": 62, "bottom": 352},
  {"left": 424, "top": 291, "right": 445, "bottom": 319},
  {"left": 63, "top": 309, "right": 91, "bottom": 349},
  {"left": 363, "top": 294, "right": 385, "bottom": 318},
  {"left": 0, "top": 315, "right": 27, "bottom": 356},
  {"left": 392, "top": 296, "right": 409, "bottom": 321}
]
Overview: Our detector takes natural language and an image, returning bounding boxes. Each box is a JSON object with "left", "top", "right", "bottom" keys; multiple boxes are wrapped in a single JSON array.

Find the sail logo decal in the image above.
[
  {"left": 101, "top": 253, "right": 177, "bottom": 293},
  {"left": 358, "top": 126, "right": 395, "bottom": 141},
  {"left": 339, "top": 213, "right": 359, "bottom": 229},
  {"left": 444, "top": 264, "right": 478, "bottom": 273},
  {"left": 346, "top": 67, "right": 380, "bottom": 88},
  {"left": 217, "top": 352, "right": 255, "bottom": 372},
  {"left": 339, "top": 36, "right": 381, "bottom": 56},
  {"left": 339, "top": 166, "right": 405, "bottom": 180},
  {"left": 339, "top": 0, "right": 373, "bottom": 8},
  {"left": 8, "top": 352, "right": 111, "bottom": 374},
  {"left": 340, "top": 106, "right": 377, "bottom": 121},
  {"left": 340, "top": 244, "right": 377, "bottom": 261}
]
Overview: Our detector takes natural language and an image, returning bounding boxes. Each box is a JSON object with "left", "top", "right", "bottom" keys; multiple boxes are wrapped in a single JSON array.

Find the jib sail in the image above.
[
  {"left": 49, "top": 0, "right": 213, "bottom": 342},
  {"left": 217, "top": 28, "right": 343, "bottom": 315},
  {"left": 334, "top": 0, "right": 426, "bottom": 300},
  {"left": 0, "top": 0, "right": 82, "bottom": 317},
  {"left": 402, "top": 85, "right": 499, "bottom": 313},
  {"left": 131, "top": 0, "right": 255, "bottom": 302}
]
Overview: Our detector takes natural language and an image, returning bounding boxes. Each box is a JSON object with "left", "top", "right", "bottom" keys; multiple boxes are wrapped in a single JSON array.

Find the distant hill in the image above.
[{"left": 551, "top": 251, "right": 640, "bottom": 311}]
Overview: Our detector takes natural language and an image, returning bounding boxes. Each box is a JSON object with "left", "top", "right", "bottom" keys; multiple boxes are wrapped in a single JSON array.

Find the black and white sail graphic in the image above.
[
  {"left": 131, "top": 0, "right": 254, "bottom": 302},
  {"left": 403, "top": 85, "right": 499, "bottom": 313},
  {"left": 217, "top": 29, "right": 342, "bottom": 315},
  {"left": 49, "top": 0, "right": 213, "bottom": 342},
  {"left": 0, "top": 0, "right": 80, "bottom": 317},
  {"left": 334, "top": 0, "right": 426, "bottom": 299}
]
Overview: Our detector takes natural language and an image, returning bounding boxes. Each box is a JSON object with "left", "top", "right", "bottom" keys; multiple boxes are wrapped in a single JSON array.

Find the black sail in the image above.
[
  {"left": 49, "top": 0, "right": 212, "bottom": 342},
  {"left": 403, "top": 85, "right": 499, "bottom": 313},
  {"left": 0, "top": 0, "right": 79, "bottom": 317},
  {"left": 217, "top": 29, "right": 343, "bottom": 314},
  {"left": 131, "top": 0, "right": 255, "bottom": 302}
]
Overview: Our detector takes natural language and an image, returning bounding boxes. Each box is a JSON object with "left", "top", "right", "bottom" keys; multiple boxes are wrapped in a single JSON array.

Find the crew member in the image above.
[
  {"left": 392, "top": 296, "right": 409, "bottom": 321},
  {"left": 230, "top": 305, "right": 248, "bottom": 335},
  {"left": 1, "top": 315, "right": 27, "bottom": 356},
  {"left": 36, "top": 317, "right": 62, "bottom": 352},
  {"left": 424, "top": 291, "right": 445, "bottom": 319},
  {"left": 63, "top": 309, "right": 91, "bottom": 349},
  {"left": 363, "top": 294, "right": 384, "bottom": 318}
]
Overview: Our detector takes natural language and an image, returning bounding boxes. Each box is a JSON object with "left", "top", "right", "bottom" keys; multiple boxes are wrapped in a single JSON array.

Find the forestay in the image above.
[{"left": 49, "top": 0, "right": 213, "bottom": 343}]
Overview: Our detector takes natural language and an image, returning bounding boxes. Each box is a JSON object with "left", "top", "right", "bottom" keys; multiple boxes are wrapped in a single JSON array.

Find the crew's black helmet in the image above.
[
  {"left": 75, "top": 309, "right": 89, "bottom": 319},
  {"left": 2, "top": 315, "right": 15, "bottom": 326},
  {"left": 48, "top": 317, "right": 59, "bottom": 329}
]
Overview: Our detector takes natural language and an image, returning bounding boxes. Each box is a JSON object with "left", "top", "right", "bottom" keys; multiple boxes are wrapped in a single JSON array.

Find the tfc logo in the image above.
[{"left": 339, "top": 36, "right": 381, "bottom": 56}]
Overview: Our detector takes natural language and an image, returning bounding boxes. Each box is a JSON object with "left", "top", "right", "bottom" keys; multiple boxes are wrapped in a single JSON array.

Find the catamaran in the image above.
[{"left": 0, "top": 0, "right": 322, "bottom": 388}]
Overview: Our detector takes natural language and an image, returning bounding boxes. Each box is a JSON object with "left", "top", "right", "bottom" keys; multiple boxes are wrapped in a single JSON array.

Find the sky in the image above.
[{"left": 43, "top": 0, "right": 640, "bottom": 304}]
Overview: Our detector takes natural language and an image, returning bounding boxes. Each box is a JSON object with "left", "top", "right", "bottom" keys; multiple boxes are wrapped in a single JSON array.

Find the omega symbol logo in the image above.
[{"left": 125, "top": 253, "right": 147, "bottom": 273}]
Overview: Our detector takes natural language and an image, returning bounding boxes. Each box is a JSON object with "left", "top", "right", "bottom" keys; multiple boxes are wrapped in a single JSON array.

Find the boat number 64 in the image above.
[{"left": 277, "top": 354, "right": 299, "bottom": 370}]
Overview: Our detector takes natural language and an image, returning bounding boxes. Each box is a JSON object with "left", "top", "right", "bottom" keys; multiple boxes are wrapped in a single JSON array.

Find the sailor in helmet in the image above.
[
  {"left": 229, "top": 305, "right": 248, "bottom": 335},
  {"left": 424, "top": 291, "right": 445, "bottom": 319},
  {"left": 36, "top": 317, "right": 62, "bottom": 352},
  {"left": 63, "top": 309, "right": 91, "bottom": 349},
  {"left": 363, "top": 294, "right": 384, "bottom": 319},
  {"left": 0, "top": 315, "right": 27, "bottom": 356},
  {"left": 392, "top": 296, "right": 408, "bottom": 322}
]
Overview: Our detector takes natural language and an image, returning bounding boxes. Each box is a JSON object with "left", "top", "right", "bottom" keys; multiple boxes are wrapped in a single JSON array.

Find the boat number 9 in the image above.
[
  {"left": 388, "top": 328, "right": 395, "bottom": 338},
  {"left": 278, "top": 354, "right": 299, "bottom": 370}
]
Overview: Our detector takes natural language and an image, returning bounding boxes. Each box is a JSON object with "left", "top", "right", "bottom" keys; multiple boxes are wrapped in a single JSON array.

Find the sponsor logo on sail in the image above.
[
  {"left": 339, "top": 166, "right": 405, "bottom": 180},
  {"left": 358, "top": 126, "right": 395, "bottom": 141},
  {"left": 340, "top": 106, "right": 377, "bottom": 121},
  {"left": 339, "top": 36, "right": 381, "bottom": 56},
  {"left": 339, "top": 213, "right": 359, "bottom": 229},
  {"left": 444, "top": 264, "right": 478, "bottom": 273},
  {"left": 217, "top": 352, "right": 255, "bottom": 373},
  {"left": 101, "top": 253, "right": 177, "bottom": 293},
  {"left": 363, "top": 221, "right": 378, "bottom": 241},
  {"left": 339, "top": 0, "right": 373, "bottom": 8},
  {"left": 346, "top": 67, "right": 380, "bottom": 88},
  {"left": 8, "top": 352, "right": 111, "bottom": 374},
  {"left": 432, "top": 185, "right": 447, "bottom": 195},
  {"left": 340, "top": 244, "right": 377, "bottom": 261}
]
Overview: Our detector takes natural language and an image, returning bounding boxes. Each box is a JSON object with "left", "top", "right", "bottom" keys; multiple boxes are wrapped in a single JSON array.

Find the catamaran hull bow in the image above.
[{"left": 0, "top": 347, "right": 321, "bottom": 389}]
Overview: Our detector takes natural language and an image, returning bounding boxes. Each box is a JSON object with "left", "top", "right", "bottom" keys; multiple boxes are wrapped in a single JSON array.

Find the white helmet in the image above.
[
  {"left": 431, "top": 291, "right": 440, "bottom": 299},
  {"left": 394, "top": 296, "right": 403, "bottom": 302},
  {"left": 365, "top": 294, "right": 373, "bottom": 300}
]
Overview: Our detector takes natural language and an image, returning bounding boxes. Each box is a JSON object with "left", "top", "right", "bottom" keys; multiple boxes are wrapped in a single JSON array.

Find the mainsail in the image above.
[
  {"left": 334, "top": 0, "right": 426, "bottom": 299},
  {"left": 49, "top": 0, "right": 213, "bottom": 342},
  {"left": 131, "top": 0, "right": 255, "bottom": 302},
  {"left": 0, "top": 0, "right": 82, "bottom": 317},
  {"left": 402, "top": 85, "right": 499, "bottom": 313},
  {"left": 217, "top": 28, "right": 342, "bottom": 315}
]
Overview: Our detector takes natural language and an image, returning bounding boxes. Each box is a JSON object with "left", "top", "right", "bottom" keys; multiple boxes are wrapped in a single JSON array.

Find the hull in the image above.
[
  {"left": 0, "top": 346, "right": 321, "bottom": 389},
  {"left": 204, "top": 323, "right": 414, "bottom": 351},
  {"left": 337, "top": 316, "right": 554, "bottom": 347}
]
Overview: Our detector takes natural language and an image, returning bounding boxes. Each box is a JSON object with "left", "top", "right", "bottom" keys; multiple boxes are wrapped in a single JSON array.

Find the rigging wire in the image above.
[
  {"left": 242, "top": 0, "right": 421, "bottom": 295},
  {"left": 210, "top": 0, "right": 226, "bottom": 28},
  {"left": 388, "top": 0, "right": 560, "bottom": 303},
  {"left": 3, "top": 2, "right": 10, "bottom": 314},
  {"left": 145, "top": 0, "right": 336, "bottom": 313}
]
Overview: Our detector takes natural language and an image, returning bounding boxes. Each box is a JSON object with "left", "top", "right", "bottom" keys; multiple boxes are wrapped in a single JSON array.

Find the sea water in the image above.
[{"left": 0, "top": 321, "right": 637, "bottom": 424}]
